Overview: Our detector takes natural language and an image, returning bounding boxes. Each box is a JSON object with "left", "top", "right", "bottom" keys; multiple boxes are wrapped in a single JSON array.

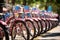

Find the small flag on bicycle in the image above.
[{"left": 24, "top": 6, "right": 30, "bottom": 13}]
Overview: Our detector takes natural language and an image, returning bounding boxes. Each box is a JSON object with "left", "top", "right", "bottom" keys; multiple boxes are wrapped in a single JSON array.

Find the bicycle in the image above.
[
  {"left": 4, "top": 5, "right": 30, "bottom": 40},
  {"left": 24, "top": 13, "right": 36, "bottom": 40},
  {"left": 0, "top": 13, "right": 9, "bottom": 40}
]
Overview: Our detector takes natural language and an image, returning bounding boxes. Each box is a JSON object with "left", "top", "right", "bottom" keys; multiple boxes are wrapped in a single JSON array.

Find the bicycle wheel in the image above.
[
  {"left": 51, "top": 21, "right": 56, "bottom": 28},
  {"left": 43, "top": 20, "right": 47, "bottom": 33},
  {"left": 49, "top": 21, "right": 54, "bottom": 30},
  {"left": 47, "top": 21, "right": 52, "bottom": 31},
  {"left": 45, "top": 20, "right": 50, "bottom": 31},
  {"left": 50, "top": 21, "right": 55, "bottom": 29},
  {"left": 38, "top": 20, "right": 43, "bottom": 35},
  {"left": 54, "top": 21, "right": 59, "bottom": 27},
  {"left": 54, "top": 21, "right": 58, "bottom": 27},
  {"left": 0, "top": 23, "right": 9, "bottom": 40},
  {"left": 33, "top": 20, "right": 40, "bottom": 37},
  {"left": 11, "top": 24, "right": 16, "bottom": 40},
  {"left": 40, "top": 20, "right": 47, "bottom": 34},
  {"left": 25, "top": 20, "right": 36, "bottom": 40},
  {"left": 11, "top": 20, "right": 30, "bottom": 40}
]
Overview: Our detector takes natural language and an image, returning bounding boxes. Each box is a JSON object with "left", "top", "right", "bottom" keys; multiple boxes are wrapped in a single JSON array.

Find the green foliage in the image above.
[{"left": 11, "top": 0, "right": 60, "bottom": 14}]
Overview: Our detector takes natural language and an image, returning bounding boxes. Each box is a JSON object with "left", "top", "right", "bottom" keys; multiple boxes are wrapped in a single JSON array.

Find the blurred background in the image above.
[
  {"left": 4, "top": 0, "right": 60, "bottom": 14},
  {"left": 0, "top": 0, "right": 60, "bottom": 40}
]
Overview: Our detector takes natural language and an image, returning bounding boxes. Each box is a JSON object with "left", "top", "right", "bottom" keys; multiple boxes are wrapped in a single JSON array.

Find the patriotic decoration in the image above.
[
  {"left": 32, "top": 8, "right": 40, "bottom": 14},
  {"left": 24, "top": 6, "right": 30, "bottom": 13},
  {"left": 13, "top": 6, "right": 21, "bottom": 13}
]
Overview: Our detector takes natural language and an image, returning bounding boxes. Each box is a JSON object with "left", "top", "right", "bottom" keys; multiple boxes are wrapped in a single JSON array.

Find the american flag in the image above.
[
  {"left": 32, "top": 8, "right": 40, "bottom": 14},
  {"left": 24, "top": 9, "right": 30, "bottom": 13},
  {"left": 44, "top": 12, "right": 58, "bottom": 18},
  {"left": 13, "top": 9, "right": 21, "bottom": 13}
]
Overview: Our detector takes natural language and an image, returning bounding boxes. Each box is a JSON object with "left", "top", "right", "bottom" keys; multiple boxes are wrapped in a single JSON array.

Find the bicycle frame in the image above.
[{"left": 0, "top": 13, "right": 9, "bottom": 40}]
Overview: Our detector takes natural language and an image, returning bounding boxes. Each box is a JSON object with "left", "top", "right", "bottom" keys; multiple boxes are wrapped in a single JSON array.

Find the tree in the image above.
[
  {"left": 56, "top": 0, "right": 60, "bottom": 14},
  {"left": 11, "top": 0, "right": 15, "bottom": 5},
  {"left": 0, "top": 0, "right": 5, "bottom": 13},
  {"left": 23, "top": 0, "right": 26, "bottom": 5}
]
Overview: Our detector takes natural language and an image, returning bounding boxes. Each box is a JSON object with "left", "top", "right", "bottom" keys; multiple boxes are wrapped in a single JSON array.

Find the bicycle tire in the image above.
[
  {"left": 38, "top": 20, "right": 43, "bottom": 36},
  {"left": 50, "top": 21, "right": 55, "bottom": 29},
  {"left": 54, "top": 21, "right": 59, "bottom": 27},
  {"left": 11, "top": 20, "right": 30, "bottom": 40},
  {"left": 40, "top": 20, "right": 47, "bottom": 34},
  {"left": 11, "top": 23, "right": 16, "bottom": 40},
  {"left": 55, "top": 21, "right": 58, "bottom": 27},
  {"left": 33, "top": 20, "right": 40, "bottom": 37},
  {"left": 0, "top": 23, "right": 9, "bottom": 40},
  {"left": 45, "top": 20, "right": 50, "bottom": 31},
  {"left": 43, "top": 20, "right": 48, "bottom": 33},
  {"left": 48, "top": 21, "right": 53, "bottom": 31},
  {"left": 25, "top": 20, "right": 36, "bottom": 40}
]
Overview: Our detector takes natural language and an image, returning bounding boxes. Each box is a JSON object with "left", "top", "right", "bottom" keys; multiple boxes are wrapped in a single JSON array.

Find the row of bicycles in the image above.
[{"left": 0, "top": 5, "right": 59, "bottom": 40}]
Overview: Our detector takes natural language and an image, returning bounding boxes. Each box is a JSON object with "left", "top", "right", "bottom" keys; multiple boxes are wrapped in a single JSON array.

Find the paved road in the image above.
[{"left": 34, "top": 25, "right": 60, "bottom": 40}]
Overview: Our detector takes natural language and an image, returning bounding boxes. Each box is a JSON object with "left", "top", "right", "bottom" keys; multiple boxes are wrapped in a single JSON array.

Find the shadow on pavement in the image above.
[{"left": 42, "top": 33, "right": 60, "bottom": 37}]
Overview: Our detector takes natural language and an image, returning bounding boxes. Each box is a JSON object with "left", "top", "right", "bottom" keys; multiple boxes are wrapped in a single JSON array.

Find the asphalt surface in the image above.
[{"left": 34, "top": 24, "right": 60, "bottom": 40}]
